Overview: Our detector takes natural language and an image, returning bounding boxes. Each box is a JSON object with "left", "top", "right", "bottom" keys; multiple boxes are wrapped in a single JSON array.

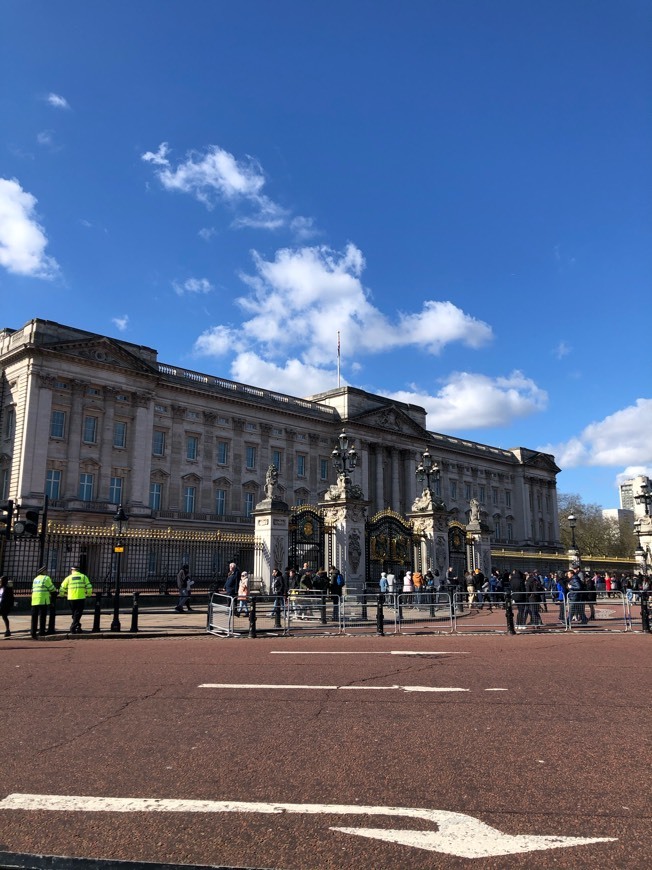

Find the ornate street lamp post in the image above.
[
  {"left": 415, "top": 448, "right": 440, "bottom": 494},
  {"left": 567, "top": 514, "right": 581, "bottom": 568},
  {"left": 634, "top": 478, "right": 652, "bottom": 518},
  {"left": 331, "top": 431, "right": 358, "bottom": 480},
  {"left": 110, "top": 505, "right": 129, "bottom": 632}
]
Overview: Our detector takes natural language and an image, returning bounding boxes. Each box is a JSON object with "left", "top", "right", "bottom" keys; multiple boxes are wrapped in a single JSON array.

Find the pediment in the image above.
[
  {"left": 523, "top": 452, "right": 561, "bottom": 474},
  {"left": 43, "top": 336, "right": 157, "bottom": 376},
  {"left": 350, "top": 404, "right": 429, "bottom": 438}
]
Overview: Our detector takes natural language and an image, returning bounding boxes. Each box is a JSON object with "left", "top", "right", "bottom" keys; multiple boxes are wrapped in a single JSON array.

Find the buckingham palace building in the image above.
[{"left": 0, "top": 318, "right": 562, "bottom": 551}]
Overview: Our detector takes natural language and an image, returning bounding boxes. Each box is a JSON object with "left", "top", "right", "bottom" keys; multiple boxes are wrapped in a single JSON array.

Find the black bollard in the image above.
[
  {"left": 505, "top": 591, "right": 516, "bottom": 635},
  {"left": 248, "top": 597, "right": 257, "bottom": 638},
  {"left": 641, "top": 590, "right": 651, "bottom": 633},
  {"left": 92, "top": 594, "right": 102, "bottom": 633},
  {"left": 376, "top": 593, "right": 384, "bottom": 636},
  {"left": 274, "top": 600, "right": 282, "bottom": 629},
  {"left": 129, "top": 592, "right": 140, "bottom": 633}
]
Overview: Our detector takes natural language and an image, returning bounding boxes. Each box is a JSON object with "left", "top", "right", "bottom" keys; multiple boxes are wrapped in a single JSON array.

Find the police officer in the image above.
[
  {"left": 31, "top": 565, "right": 56, "bottom": 638},
  {"left": 59, "top": 565, "right": 93, "bottom": 633}
]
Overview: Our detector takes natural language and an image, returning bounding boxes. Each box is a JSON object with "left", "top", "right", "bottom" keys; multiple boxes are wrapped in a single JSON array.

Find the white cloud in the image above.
[
  {"left": 0, "top": 177, "right": 59, "bottom": 278},
  {"left": 172, "top": 277, "right": 214, "bottom": 296},
  {"left": 385, "top": 371, "right": 548, "bottom": 431},
  {"left": 230, "top": 351, "right": 339, "bottom": 396},
  {"left": 198, "top": 226, "right": 216, "bottom": 241},
  {"left": 46, "top": 93, "right": 70, "bottom": 110},
  {"left": 553, "top": 340, "right": 571, "bottom": 359},
  {"left": 290, "top": 215, "right": 319, "bottom": 241},
  {"left": 37, "top": 130, "right": 54, "bottom": 147},
  {"left": 235, "top": 243, "right": 492, "bottom": 366},
  {"left": 141, "top": 142, "right": 170, "bottom": 166},
  {"left": 112, "top": 315, "right": 129, "bottom": 332},
  {"left": 540, "top": 399, "right": 652, "bottom": 469},
  {"left": 194, "top": 325, "right": 236, "bottom": 356},
  {"left": 616, "top": 466, "right": 652, "bottom": 487}
]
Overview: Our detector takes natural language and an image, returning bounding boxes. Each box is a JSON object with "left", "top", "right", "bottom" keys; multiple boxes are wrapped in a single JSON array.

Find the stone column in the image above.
[
  {"left": 466, "top": 498, "right": 492, "bottom": 578},
  {"left": 409, "top": 477, "right": 450, "bottom": 577},
  {"left": 391, "top": 447, "right": 400, "bottom": 513},
  {"left": 129, "top": 393, "right": 154, "bottom": 513},
  {"left": 375, "top": 446, "right": 384, "bottom": 514},
  {"left": 321, "top": 470, "right": 369, "bottom": 595},
  {"left": 252, "top": 467, "right": 290, "bottom": 594},
  {"left": 64, "top": 380, "right": 84, "bottom": 498}
]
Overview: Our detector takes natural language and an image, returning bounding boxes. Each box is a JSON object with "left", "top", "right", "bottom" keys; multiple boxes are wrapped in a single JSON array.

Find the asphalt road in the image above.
[{"left": 0, "top": 632, "right": 650, "bottom": 869}]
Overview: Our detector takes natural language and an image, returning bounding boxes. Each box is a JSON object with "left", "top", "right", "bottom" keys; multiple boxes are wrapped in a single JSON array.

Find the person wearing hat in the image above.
[
  {"left": 59, "top": 565, "right": 93, "bottom": 634},
  {"left": 30, "top": 566, "right": 56, "bottom": 638}
]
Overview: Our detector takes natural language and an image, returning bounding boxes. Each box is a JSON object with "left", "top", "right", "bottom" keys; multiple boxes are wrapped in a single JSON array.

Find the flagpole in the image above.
[{"left": 337, "top": 331, "right": 341, "bottom": 388}]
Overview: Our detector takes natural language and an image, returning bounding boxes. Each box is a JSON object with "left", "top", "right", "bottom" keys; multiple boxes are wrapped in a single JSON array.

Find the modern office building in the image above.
[{"left": 1, "top": 318, "right": 561, "bottom": 551}]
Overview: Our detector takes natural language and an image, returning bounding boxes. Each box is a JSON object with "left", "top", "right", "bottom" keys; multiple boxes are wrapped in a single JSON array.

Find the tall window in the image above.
[
  {"left": 46, "top": 469, "right": 61, "bottom": 500},
  {"left": 50, "top": 410, "right": 66, "bottom": 438},
  {"left": 296, "top": 454, "right": 306, "bottom": 477},
  {"left": 183, "top": 486, "right": 196, "bottom": 513},
  {"left": 450, "top": 480, "right": 457, "bottom": 500},
  {"left": 215, "top": 488, "right": 226, "bottom": 516},
  {"left": 78, "top": 473, "right": 94, "bottom": 501},
  {"left": 464, "top": 482, "right": 472, "bottom": 501},
  {"left": 0, "top": 468, "right": 8, "bottom": 500},
  {"left": 320, "top": 458, "right": 328, "bottom": 480},
  {"left": 186, "top": 436, "right": 198, "bottom": 461},
  {"left": 494, "top": 519, "right": 501, "bottom": 540},
  {"left": 272, "top": 449, "right": 283, "bottom": 473},
  {"left": 505, "top": 490, "right": 512, "bottom": 508},
  {"left": 244, "top": 492, "right": 255, "bottom": 517},
  {"left": 109, "top": 477, "right": 123, "bottom": 504},
  {"left": 217, "top": 441, "right": 229, "bottom": 465},
  {"left": 113, "top": 421, "right": 127, "bottom": 448},
  {"left": 245, "top": 446, "right": 256, "bottom": 470},
  {"left": 492, "top": 487, "right": 499, "bottom": 505},
  {"left": 149, "top": 482, "right": 162, "bottom": 510},
  {"left": 506, "top": 522, "right": 513, "bottom": 542},
  {"left": 4, "top": 408, "right": 15, "bottom": 439},
  {"left": 478, "top": 485, "right": 485, "bottom": 503},
  {"left": 82, "top": 416, "right": 98, "bottom": 444},
  {"left": 152, "top": 430, "right": 165, "bottom": 456}
]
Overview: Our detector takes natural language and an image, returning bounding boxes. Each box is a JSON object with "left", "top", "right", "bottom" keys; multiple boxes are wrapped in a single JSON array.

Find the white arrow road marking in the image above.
[
  {"left": 198, "top": 683, "right": 470, "bottom": 692},
  {"left": 0, "top": 795, "right": 615, "bottom": 859}
]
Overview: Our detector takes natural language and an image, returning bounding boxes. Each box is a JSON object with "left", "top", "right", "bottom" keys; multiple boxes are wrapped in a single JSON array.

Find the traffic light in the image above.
[
  {"left": 0, "top": 500, "right": 14, "bottom": 539},
  {"left": 14, "top": 508, "right": 39, "bottom": 537}
]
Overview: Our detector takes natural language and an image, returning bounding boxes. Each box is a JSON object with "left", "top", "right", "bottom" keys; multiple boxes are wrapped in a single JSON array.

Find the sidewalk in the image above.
[{"left": 1, "top": 603, "right": 209, "bottom": 640}]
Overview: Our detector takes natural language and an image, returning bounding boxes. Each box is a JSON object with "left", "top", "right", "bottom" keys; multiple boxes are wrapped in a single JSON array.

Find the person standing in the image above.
[
  {"left": 30, "top": 566, "right": 56, "bottom": 638},
  {"left": 270, "top": 568, "right": 286, "bottom": 618},
  {"left": 328, "top": 565, "right": 344, "bottom": 621},
  {"left": 225, "top": 562, "right": 240, "bottom": 601},
  {"left": 236, "top": 571, "right": 250, "bottom": 617},
  {"left": 0, "top": 575, "right": 15, "bottom": 637},
  {"left": 175, "top": 564, "right": 191, "bottom": 613},
  {"left": 59, "top": 565, "right": 93, "bottom": 634}
]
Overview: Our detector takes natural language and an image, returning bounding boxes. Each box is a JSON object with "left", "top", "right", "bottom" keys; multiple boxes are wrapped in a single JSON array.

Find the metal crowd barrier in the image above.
[{"left": 206, "top": 590, "right": 648, "bottom": 636}]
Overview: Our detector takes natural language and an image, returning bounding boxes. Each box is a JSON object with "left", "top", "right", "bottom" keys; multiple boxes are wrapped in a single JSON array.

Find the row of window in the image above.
[
  {"left": 50, "top": 412, "right": 329, "bottom": 480},
  {"left": 51, "top": 411, "right": 128, "bottom": 448},
  {"left": 44, "top": 469, "right": 297, "bottom": 518}
]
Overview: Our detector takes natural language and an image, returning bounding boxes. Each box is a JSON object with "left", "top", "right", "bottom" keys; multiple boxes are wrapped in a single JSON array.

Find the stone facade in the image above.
[{"left": 0, "top": 318, "right": 561, "bottom": 551}]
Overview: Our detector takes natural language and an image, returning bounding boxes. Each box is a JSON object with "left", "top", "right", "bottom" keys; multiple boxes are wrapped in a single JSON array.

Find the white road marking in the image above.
[
  {"left": 199, "top": 683, "right": 471, "bottom": 692},
  {"left": 0, "top": 794, "right": 616, "bottom": 859},
  {"left": 270, "top": 650, "right": 469, "bottom": 656}
]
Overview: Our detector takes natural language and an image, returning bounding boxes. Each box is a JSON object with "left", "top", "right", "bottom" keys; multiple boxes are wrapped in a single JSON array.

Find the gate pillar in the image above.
[
  {"left": 466, "top": 497, "right": 492, "bottom": 577},
  {"left": 253, "top": 465, "right": 289, "bottom": 594},
  {"left": 321, "top": 482, "right": 369, "bottom": 596},
  {"left": 409, "top": 503, "right": 449, "bottom": 579}
]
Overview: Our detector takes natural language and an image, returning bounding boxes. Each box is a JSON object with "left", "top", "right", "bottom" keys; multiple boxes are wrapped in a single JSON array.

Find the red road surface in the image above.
[{"left": 0, "top": 633, "right": 650, "bottom": 868}]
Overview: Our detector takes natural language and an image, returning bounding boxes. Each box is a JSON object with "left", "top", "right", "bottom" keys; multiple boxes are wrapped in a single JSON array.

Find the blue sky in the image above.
[{"left": 1, "top": 0, "right": 650, "bottom": 510}]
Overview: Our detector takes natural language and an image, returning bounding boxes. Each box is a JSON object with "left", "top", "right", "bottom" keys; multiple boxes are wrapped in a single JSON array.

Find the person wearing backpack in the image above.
[
  {"left": 329, "top": 565, "right": 344, "bottom": 621},
  {"left": 270, "top": 568, "right": 286, "bottom": 618}
]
